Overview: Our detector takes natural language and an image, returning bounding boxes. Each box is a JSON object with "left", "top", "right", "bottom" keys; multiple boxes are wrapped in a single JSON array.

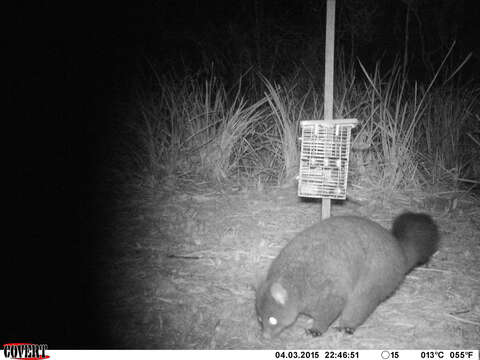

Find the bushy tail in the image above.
[{"left": 392, "top": 212, "right": 439, "bottom": 271}]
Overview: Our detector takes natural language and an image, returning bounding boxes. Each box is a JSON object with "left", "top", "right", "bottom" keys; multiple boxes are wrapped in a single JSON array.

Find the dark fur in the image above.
[{"left": 255, "top": 212, "right": 439, "bottom": 339}]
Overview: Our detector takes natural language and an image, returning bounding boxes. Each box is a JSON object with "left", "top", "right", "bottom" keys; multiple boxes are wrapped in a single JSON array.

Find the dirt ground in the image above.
[{"left": 98, "top": 181, "right": 480, "bottom": 349}]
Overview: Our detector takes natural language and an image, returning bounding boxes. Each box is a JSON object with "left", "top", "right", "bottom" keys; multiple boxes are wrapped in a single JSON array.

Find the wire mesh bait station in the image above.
[{"left": 298, "top": 119, "right": 358, "bottom": 199}]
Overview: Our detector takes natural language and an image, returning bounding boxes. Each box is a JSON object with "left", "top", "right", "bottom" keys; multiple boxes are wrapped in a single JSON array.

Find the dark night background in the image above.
[{"left": 5, "top": 0, "right": 480, "bottom": 348}]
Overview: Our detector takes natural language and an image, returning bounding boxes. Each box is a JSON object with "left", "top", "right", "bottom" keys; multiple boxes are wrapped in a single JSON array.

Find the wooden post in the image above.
[{"left": 322, "top": 0, "right": 336, "bottom": 220}]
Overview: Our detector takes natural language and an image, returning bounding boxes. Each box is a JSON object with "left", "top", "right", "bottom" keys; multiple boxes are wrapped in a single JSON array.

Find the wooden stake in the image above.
[
  {"left": 322, "top": 0, "right": 336, "bottom": 220},
  {"left": 324, "top": 0, "right": 335, "bottom": 121}
]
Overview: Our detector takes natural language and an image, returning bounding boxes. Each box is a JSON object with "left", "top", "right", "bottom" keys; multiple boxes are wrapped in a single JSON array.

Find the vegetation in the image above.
[
  {"left": 117, "top": 1, "right": 479, "bottom": 197},
  {"left": 121, "top": 51, "right": 478, "bottom": 196}
]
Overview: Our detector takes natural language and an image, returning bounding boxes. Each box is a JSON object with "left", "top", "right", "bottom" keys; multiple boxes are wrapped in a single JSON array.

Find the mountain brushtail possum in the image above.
[{"left": 255, "top": 212, "right": 439, "bottom": 339}]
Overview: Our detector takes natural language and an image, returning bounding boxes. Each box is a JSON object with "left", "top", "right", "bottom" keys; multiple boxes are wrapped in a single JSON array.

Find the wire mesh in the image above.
[{"left": 298, "top": 120, "right": 357, "bottom": 199}]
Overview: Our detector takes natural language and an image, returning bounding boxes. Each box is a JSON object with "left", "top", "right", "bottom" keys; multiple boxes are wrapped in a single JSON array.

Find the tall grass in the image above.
[
  {"left": 128, "top": 74, "right": 272, "bottom": 187},
  {"left": 123, "top": 53, "right": 479, "bottom": 195},
  {"left": 347, "top": 47, "right": 478, "bottom": 191},
  {"left": 262, "top": 77, "right": 303, "bottom": 184},
  {"left": 419, "top": 86, "right": 479, "bottom": 185}
]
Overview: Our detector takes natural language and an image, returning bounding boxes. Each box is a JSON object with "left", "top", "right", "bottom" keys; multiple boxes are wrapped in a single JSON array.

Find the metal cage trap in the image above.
[{"left": 298, "top": 119, "right": 358, "bottom": 199}]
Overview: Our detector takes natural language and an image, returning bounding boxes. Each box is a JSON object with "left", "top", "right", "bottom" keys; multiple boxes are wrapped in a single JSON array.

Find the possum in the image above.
[{"left": 255, "top": 212, "right": 439, "bottom": 339}]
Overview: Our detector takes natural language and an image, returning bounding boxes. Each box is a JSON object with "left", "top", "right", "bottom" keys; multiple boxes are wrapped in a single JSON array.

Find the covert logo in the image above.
[{"left": 3, "top": 343, "right": 49, "bottom": 360}]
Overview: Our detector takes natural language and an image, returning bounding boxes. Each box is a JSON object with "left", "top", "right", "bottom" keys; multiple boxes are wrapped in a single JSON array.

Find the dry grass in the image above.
[{"left": 122, "top": 50, "right": 478, "bottom": 198}]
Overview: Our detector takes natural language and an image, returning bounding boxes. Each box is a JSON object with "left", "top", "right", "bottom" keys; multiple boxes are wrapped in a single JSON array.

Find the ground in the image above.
[{"left": 98, "top": 181, "right": 480, "bottom": 348}]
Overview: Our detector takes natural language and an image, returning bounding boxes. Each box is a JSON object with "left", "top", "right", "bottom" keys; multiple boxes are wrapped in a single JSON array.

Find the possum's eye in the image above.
[{"left": 268, "top": 316, "right": 278, "bottom": 325}]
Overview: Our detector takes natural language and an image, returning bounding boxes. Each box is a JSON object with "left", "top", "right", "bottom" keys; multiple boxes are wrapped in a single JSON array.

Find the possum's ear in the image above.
[{"left": 270, "top": 282, "right": 288, "bottom": 305}]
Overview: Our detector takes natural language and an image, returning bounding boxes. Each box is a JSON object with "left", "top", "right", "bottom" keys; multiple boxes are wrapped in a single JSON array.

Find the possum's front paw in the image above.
[
  {"left": 334, "top": 326, "right": 355, "bottom": 335},
  {"left": 305, "top": 328, "right": 323, "bottom": 337}
]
